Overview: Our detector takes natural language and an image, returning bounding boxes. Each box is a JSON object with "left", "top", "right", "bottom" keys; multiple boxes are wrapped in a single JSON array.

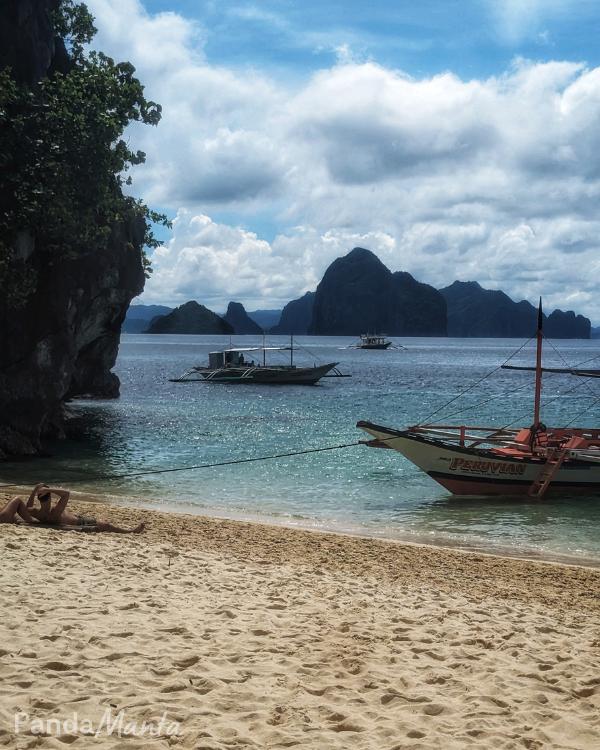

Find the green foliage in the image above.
[
  {"left": 52, "top": 0, "right": 96, "bottom": 62},
  {"left": 0, "top": 0, "right": 170, "bottom": 305}
]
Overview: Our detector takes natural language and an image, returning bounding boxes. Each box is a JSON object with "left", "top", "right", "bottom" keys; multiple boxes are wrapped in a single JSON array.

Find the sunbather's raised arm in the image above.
[
  {"left": 49, "top": 488, "right": 70, "bottom": 517},
  {"left": 27, "top": 483, "right": 46, "bottom": 508}
]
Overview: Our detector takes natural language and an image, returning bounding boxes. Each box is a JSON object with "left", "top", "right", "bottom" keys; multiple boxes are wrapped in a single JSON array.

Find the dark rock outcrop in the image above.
[
  {"left": 308, "top": 248, "right": 446, "bottom": 336},
  {"left": 0, "top": 0, "right": 70, "bottom": 86},
  {"left": 441, "top": 281, "right": 591, "bottom": 338},
  {"left": 545, "top": 309, "right": 590, "bottom": 339},
  {"left": 146, "top": 301, "right": 233, "bottom": 335},
  {"left": 0, "top": 219, "right": 145, "bottom": 456},
  {"left": 0, "top": 0, "right": 146, "bottom": 457},
  {"left": 223, "top": 301, "right": 263, "bottom": 334},
  {"left": 271, "top": 293, "right": 315, "bottom": 335},
  {"left": 123, "top": 304, "right": 173, "bottom": 333}
]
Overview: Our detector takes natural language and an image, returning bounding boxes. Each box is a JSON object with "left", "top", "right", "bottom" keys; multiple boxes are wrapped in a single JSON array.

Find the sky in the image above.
[{"left": 86, "top": 0, "right": 600, "bottom": 322}]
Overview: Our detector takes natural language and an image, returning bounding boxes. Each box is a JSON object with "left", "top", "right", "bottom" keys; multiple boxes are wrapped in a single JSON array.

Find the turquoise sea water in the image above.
[{"left": 3, "top": 334, "right": 600, "bottom": 562}]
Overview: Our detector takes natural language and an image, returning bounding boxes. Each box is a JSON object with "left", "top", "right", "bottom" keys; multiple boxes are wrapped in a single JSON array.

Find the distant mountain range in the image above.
[
  {"left": 441, "top": 281, "right": 591, "bottom": 338},
  {"left": 247, "top": 309, "right": 281, "bottom": 330},
  {"left": 124, "top": 304, "right": 280, "bottom": 333},
  {"left": 125, "top": 248, "right": 593, "bottom": 338}
]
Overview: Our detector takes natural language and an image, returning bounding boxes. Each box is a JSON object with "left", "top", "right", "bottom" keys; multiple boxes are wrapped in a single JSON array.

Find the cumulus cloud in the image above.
[
  {"left": 143, "top": 211, "right": 398, "bottom": 309},
  {"left": 87, "top": 0, "right": 600, "bottom": 321}
]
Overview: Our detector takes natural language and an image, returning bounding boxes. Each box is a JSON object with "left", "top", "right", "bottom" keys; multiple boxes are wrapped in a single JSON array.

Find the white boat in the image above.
[
  {"left": 346, "top": 334, "right": 406, "bottom": 351},
  {"left": 354, "top": 334, "right": 392, "bottom": 350},
  {"left": 358, "top": 302, "right": 600, "bottom": 497},
  {"left": 171, "top": 338, "right": 349, "bottom": 385}
]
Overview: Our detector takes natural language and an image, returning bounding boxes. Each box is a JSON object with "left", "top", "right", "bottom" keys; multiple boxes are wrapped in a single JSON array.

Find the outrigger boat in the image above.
[
  {"left": 354, "top": 334, "right": 393, "bottom": 350},
  {"left": 347, "top": 334, "right": 405, "bottom": 350},
  {"left": 358, "top": 301, "right": 600, "bottom": 498},
  {"left": 171, "top": 339, "right": 349, "bottom": 385}
]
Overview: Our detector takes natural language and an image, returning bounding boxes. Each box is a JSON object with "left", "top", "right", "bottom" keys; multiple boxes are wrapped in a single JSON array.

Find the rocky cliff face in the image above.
[
  {"left": 223, "top": 301, "right": 263, "bottom": 334},
  {"left": 0, "top": 0, "right": 70, "bottom": 86},
  {"left": 309, "top": 248, "right": 446, "bottom": 336},
  {"left": 271, "top": 292, "right": 315, "bottom": 335},
  {"left": 0, "top": 216, "right": 145, "bottom": 457},
  {"left": 441, "top": 281, "right": 591, "bottom": 338},
  {"left": 0, "top": 0, "right": 146, "bottom": 457},
  {"left": 146, "top": 301, "right": 233, "bottom": 335},
  {"left": 545, "top": 309, "right": 590, "bottom": 339}
]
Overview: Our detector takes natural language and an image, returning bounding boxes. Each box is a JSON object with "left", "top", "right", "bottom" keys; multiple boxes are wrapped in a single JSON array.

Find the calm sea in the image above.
[{"left": 3, "top": 334, "right": 600, "bottom": 563}]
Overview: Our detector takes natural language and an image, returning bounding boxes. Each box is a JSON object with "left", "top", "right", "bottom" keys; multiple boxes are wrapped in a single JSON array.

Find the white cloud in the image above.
[
  {"left": 143, "top": 211, "right": 398, "bottom": 309},
  {"left": 87, "top": 0, "right": 600, "bottom": 322}
]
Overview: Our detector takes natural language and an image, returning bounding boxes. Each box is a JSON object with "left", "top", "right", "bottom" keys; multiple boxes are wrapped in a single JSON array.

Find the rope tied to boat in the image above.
[{"left": 0, "top": 440, "right": 366, "bottom": 490}]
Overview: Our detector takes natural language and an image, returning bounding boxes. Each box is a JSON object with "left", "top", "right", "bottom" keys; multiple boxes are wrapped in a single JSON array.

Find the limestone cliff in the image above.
[
  {"left": 545, "top": 309, "right": 591, "bottom": 339},
  {"left": 0, "top": 0, "right": 146, "bottom": 457},
  {"left": 271, "top": 292, "right": 315, "bottom": 335},
  {"left": 0, "top": 0, "right": 70, "bottom": 85},
  {"left": 223, "top": 302, "right": 263, "bottom": 334},
  {"left": 441, "top": 281, "right": 591, "bottom": 338},
  {"left": 308, "top": 248, "right": 446, "bottom": 336}
]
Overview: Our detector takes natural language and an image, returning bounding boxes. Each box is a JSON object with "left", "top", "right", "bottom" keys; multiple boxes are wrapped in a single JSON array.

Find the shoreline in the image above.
[
  {"left": 3, "top": 483, "right": 600, "bottom": 570},
  {"left": 3, "top": 488, "right": 600, "bottom": 608}
]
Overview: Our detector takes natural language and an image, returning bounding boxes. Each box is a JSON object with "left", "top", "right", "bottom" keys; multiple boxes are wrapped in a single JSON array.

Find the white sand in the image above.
[{"left": 1, "top": 498, "right": 599, "bottom": 749}]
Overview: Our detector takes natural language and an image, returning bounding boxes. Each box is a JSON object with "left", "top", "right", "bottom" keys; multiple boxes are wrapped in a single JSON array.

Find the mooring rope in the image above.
[
  {"left": 0, "top": 440, "right": 364, "bottom": 490},
  {"left": 3, "top": 334, "right": 597, "bottom": 491}
]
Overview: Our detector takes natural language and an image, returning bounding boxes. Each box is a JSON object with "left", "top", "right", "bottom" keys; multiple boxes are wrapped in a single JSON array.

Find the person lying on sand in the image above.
[
  {"left": 26, "top": 483, "right": 145, "bottom": 534},
  {"left": 0, "top": 496, "right": 39, "bottom": 525}
]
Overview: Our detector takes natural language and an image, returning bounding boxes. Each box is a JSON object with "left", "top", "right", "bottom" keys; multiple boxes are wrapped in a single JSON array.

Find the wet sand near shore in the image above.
[{"left": 1, "top": 494, "right": 599, "bottom": 748}]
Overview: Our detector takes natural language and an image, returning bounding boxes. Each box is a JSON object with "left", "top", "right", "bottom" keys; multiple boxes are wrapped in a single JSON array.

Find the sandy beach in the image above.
[{"left": 1, "top": 494, "right": 599, "bottom": 749}]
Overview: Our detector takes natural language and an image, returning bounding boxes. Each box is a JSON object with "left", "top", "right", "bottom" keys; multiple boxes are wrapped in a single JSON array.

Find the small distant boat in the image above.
[
  {"left": 170, "top": 338, "right": 349, "bottom": 385},
  {"left": 353, "top": 334, "right": 392, "bottom": 350},
  {"left": 358, "top": 300, "right": 600, "bottom": 498}
]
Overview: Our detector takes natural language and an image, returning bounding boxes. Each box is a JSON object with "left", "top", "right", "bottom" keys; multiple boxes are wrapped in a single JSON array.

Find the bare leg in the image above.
[
  {"left": 95, "top": 521, "right": 145, "bottom": 534},
  {"left": 0, "top": 497, "right": 38, "bottom": 524},
  {"left": 16, "top": 500, "right": 39, "bottom": 524}
]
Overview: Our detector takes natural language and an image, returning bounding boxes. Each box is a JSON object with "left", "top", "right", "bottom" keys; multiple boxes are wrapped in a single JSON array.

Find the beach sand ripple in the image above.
[{"left": 1, "top": 497, "right": 599, "bottom": 748}]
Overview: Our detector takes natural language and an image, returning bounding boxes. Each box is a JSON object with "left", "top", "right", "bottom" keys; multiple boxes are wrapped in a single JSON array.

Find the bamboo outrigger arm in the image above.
[{"left": 502, "top": 365, "right": 600, "bottom": 378}]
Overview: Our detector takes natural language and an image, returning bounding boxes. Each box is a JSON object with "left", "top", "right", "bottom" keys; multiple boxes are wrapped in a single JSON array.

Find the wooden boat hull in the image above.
[
  {"left": 357, "top": 342, "right": 392, "bottom": 350},
  {"left": 357, "top": 421, "right": 600, "bottom": 496}
]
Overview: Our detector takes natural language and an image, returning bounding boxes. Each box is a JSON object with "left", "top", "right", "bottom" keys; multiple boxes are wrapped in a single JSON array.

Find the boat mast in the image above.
[
  {"left": 263, "top": 333, "right": 266, "bottom": 367},
  {"left": 533, "top": 298, "right": 543, "bottom": 426},
  {"left": 290, "top": 334, "right": 294, "bottom": 367}
]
